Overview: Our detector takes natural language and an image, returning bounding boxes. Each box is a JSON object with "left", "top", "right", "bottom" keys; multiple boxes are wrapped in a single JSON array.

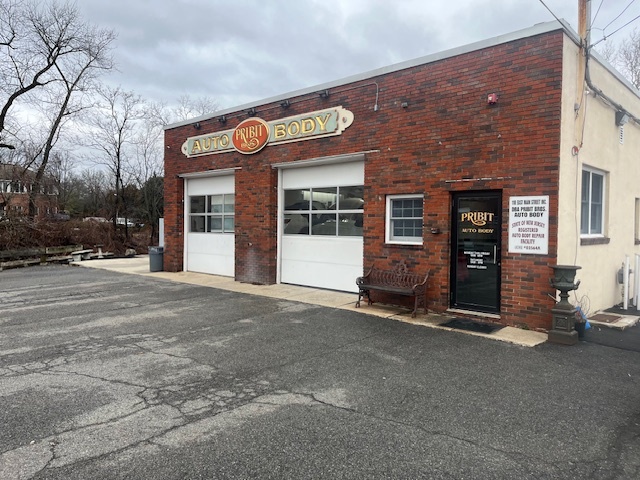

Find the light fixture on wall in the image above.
[
  {"left": 218, "top": 115, "right": 227, "bottom": 124},
  {"left": 280, "top": 100, "right": 291, "bottom": 109},
  {"left": 247, "top": 107, "right": 257, "bottom": 116},
  {"left": 318, "top": 89, "right": 330, "bottom": 99},
  {"left": 615, "top": 110, "right": 629, "bottom": 126},
  {"left": 193, "top": 122, "right": 201, "bottom": 130}
]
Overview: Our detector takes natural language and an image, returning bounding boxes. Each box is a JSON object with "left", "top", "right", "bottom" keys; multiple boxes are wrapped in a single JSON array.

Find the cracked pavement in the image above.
[{"left": 1, "top": 265, "right": 639, "bottom": 479}]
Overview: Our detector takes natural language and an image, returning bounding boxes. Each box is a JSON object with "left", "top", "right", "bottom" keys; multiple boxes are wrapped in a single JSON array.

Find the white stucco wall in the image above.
[{"left": 559, "top": 35, "right": 640, "bottom": 314}]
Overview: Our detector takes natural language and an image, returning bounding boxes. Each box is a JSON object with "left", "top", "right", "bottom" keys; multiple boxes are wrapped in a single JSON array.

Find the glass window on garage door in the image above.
[
  {"left": 283, "top": 185, "right": 363, "bottom": 236},
  {"left": 189, "top": 194, "right": 235, "bottom": 233}
]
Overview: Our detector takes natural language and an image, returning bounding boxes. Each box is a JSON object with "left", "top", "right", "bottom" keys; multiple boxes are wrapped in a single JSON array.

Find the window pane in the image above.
[
  {"left": 224, "top": 194, "right": 235, "bottom": 213},
  {"left": 338, "top": 213, "right": 363, "bottom": 236},
  {"left": 312, "top": 187, "right": 336, "bottom": 209},
  {"left": 392, "top": 198, "right": 422, "bottom": 218},
  {"left": 190, "top": 196, "right": 206, "bottom": 214},
  {"left": 284, "top": 214, "right": 309, "bottom": 234},
  {"left": 591, "top": 173, "right": 603, "bottom": 234},
  {"left": 190, "top": 215, "right": 205, "bottom": 232},
  {"left": 209, "top": 216, "right": 222, "bottom": 232},
  {"left": 210, "top": 195, "right": 223, "bottom": 213},
  {"left": 338, "top": 185, "right": 364, "bottom": 210},
  {"left": 591, "top": 174, "right": 603, "bottom": 205},
  {"left": 312, "top": 214, "right": 337, "bottom": 235},
  {"left": 581, "top": 171, "right": 590, "bottom": 203},
  {"left": 580, "top": 171, "right": 590, "bottom": 234},
  {"left": 392, "top": 219, "right": 423, "bottom": 239},
  {"left": 591, "top": 204, "right": 602, "bottom": 234},
  {"left": 224, "top": 217, "right": 235, "bottom": 232},
  {"left": 580, "top": 200, "right": 589, "bottom": 234},
  {"left": 284, "top": 190, "right": 310, "bottom": 211}
]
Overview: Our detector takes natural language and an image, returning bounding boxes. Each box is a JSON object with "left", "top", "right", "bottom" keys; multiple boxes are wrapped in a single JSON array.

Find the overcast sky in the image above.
[{"left": 76, "top": 0, "right": 640, "bottom": 115}]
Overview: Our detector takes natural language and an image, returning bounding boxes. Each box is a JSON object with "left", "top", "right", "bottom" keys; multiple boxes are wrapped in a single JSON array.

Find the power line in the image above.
[
  {"left": 591, "top": 13, "right": 640, "bottom": 47},
  {"left": 602, "top": 0, "right": 637, "bottom": 32},
  {"left": 592, "top": 0, "right": 606, "bottom": 25},
  {"left": 537, "top": 0, "right": 563, "bottom": 24}
]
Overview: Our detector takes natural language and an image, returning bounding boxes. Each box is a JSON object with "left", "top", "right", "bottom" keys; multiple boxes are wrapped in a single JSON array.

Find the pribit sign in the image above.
[{"left": 182, "top": 106, "right": 354, "bottom": 157}]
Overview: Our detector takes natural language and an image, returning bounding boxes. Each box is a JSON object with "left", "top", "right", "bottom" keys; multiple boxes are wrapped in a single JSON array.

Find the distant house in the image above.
[{"left": 0, "top": 163, "right": 59, "bottom": 219}]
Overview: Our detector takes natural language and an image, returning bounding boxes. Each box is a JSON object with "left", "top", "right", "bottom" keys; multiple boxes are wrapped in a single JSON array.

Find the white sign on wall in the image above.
[{"left": 508, "top": 195, "right": 549, "bottom": 255}]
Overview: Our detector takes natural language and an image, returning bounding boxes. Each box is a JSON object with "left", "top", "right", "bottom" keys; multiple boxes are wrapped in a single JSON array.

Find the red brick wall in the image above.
[
  {"left": 164, "top": 30, "right": 564, "bottom": 330},
  {"left": 1, "top": 193, "right": 58, "bottom": 219}
]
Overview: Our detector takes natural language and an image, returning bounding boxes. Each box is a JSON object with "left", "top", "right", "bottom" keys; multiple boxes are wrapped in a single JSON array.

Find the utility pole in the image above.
[
  {"left": 578, "top": 0, "right": 591, "bottom": 47},
  {"left": 574, "top": 0, "right": 591, "bottom": 149}
]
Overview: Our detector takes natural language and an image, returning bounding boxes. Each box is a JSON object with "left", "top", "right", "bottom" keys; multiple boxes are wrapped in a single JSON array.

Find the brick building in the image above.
[
  {"left": 0, "top": 163, "right": 59, "bottom": 219},
  {"left": 163, "top": 21, "right": 640, "bottom": 331}
]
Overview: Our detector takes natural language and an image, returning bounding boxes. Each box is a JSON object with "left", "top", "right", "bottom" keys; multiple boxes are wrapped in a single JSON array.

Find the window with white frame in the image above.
[
  {"left": 386, "top": 194, "right": 424, "bottom": 244},
  {"left": 283, "top": 185, "right": 363, "bottom": 236},
  {"left": 189, "top": 194, "right": 235, "bottom": 233},
  {"left": 581, "top": 167, "right": 606, "bottom": 236}
]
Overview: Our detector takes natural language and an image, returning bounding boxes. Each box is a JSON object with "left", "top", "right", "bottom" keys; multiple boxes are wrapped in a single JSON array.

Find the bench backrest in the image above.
[{"left": 365, "top": 261, "right": 427, "bottom": 289}]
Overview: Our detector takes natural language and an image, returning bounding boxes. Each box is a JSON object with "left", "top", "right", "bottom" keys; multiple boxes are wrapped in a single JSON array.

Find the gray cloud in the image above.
[{"left": 76, "top": 0, "right": 640, "bottom": 113}]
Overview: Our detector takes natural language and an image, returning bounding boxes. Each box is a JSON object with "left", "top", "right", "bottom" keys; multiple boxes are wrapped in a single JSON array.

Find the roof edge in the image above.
[{"left": 165, "top": 20, "right": 573, "bottom": 131}]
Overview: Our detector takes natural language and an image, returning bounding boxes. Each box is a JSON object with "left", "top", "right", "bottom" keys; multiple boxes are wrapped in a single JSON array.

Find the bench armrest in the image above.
[
  {"left": 356, "top": 264, "right": 375, "bottom": 286},
  {"left": 412, "top": 272, "right": 429, "bottom": 291}
]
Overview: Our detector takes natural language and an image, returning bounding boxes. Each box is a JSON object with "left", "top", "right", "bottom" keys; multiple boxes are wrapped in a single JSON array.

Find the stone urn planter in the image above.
[
  {"left": 548, "top": 265, "right": 581, "bottom": 345},
  {"left": 550, "top": 265, "right": 581, "bottom": 305}
]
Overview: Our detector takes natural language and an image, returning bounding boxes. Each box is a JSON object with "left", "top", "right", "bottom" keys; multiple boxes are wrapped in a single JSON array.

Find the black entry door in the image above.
[{"left": 451, "top": 192, "right": 501, "bottom": 313}]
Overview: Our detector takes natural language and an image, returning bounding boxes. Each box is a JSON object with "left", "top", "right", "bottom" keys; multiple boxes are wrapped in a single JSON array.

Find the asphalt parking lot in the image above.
[{"left": 1, "top": 264, "right": 640, "bottom": 479}]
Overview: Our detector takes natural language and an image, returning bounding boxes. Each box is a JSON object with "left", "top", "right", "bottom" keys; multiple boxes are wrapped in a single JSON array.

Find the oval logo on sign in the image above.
[{"left": 232, "top": 117, "right": 270, "bottom": 154}]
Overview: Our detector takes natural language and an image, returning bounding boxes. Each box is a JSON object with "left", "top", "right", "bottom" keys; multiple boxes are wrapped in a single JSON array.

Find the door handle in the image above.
[{"left": 493, "top": 245, "right": 497, "bottom": 264}]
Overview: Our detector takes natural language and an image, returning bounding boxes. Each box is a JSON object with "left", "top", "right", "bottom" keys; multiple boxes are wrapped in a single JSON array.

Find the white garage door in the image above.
[
  {"left": 185, "top": 175, "right": 235, "bottom": 277},
  {"left": 280, "top": 160, "right": 364, "bottom": 293}
]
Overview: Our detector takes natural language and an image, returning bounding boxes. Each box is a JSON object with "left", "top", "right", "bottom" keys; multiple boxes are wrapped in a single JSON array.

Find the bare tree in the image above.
[
  {"left": 616, "top": 28, "right": 640, "bottom": 89},
  {"left": 49, "top": 150, "right": 78, "bottom": 214},
  {"left": 78, "top": 167, "right": 109, "bottom": 217},
  {"left": 596, "top": 28, "right": 640, "bottom": 89},
  {"left": 596, "top": 40, "right": 617, "bottom": 65},
  {"left": 172, "top": 94, "right": 219, "bottom": 122},
  {"left": 24, "top": 14, "right": 115, "bottom": 216},
  {"left": 129, "top": 112, "right": 164, "bottom": 242},
  {"left": 0, "top": 0, "right": 115, "bottom": 220},
  {"left": 83, "top": 86, "right": 145, "bottom": 238},
  {"left": 0, "top": 0, "right": 114, "bottom": 150}
]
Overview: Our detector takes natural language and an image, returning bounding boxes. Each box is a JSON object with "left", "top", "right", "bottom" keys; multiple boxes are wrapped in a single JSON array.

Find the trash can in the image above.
[{"left": 148, "top": 246, "right": 164, "bottom": 272}]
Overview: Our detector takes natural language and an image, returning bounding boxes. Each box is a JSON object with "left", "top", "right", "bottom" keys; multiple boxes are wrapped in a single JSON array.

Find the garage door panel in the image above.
[
  {"left": 188, "top": 176, "right": 234, "bottom": 195},
  {"left": 280, "top": 160, "right": 364, "bottom": 293},
  {"left": 282, "top": 162, "right": 363, "bottom": 189},
  {"left": 186, "top": 232, "right": 235, "bottom": 277},
  {"left": 185, "top": 175, "right": 235, "bottom": 277},
  {"left": 187, "top": 253, "right": 234, "bottom": 276},
  {"left": 281, "top": 236, "right": 362, "bottom": 293}
]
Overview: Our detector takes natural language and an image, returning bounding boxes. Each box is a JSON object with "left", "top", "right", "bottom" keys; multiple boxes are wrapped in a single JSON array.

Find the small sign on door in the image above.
[{"left": 508, "top": 195, "right": 549, "bottom": 255}]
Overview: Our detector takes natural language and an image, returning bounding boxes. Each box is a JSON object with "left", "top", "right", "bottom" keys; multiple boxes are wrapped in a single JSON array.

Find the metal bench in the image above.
[{"left": 356, "top": 261, "right": 429, "bottom": 317}]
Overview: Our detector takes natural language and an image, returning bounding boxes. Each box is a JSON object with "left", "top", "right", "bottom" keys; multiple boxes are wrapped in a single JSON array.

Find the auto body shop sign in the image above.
[
  {"left": 181, "top": 106, "right": 354, "bottom": 157},
  {"left": 508, "top": 195, "right": 549, "bottom": 255}
]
